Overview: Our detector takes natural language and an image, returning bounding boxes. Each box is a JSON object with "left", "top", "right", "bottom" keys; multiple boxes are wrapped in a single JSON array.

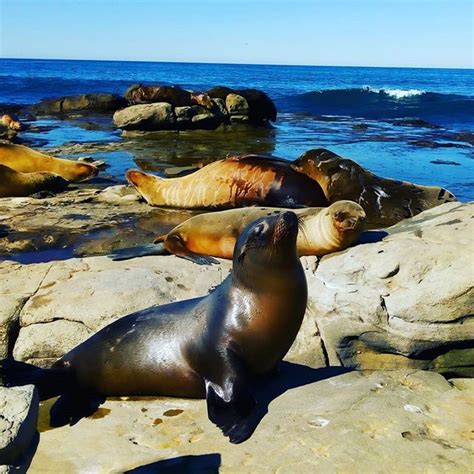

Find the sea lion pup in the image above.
[
  {"left": 154, "top": 200, "right": 366, "bottom": 260},
  {"left": 126, "top": 154, "right": 328, "bottom": 209},
  {"left": 292, "top": 148, "right": 457, "bottom": 228},
  {"left": 0, "top": 164, "right": 69, "bottom": 197},
  {"left": 1, "top": 114, "right": 21, "bottom": 130},
  {"left": 1, "top": 212, "right": 307, "bottom": 444},
  {"left": 0, "top": 144, "right": 98, "bottom": 182}
]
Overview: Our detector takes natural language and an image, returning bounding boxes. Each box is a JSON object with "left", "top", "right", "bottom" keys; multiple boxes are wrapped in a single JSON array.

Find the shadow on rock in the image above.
[{"left": 125, "top": 453, "right": 221, "bottom": 474}]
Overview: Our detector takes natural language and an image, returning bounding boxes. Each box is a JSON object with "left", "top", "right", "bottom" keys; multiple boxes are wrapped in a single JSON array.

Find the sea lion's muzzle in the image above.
[{"left": 272, "top": 211, "right": 298, "bottom": 244}]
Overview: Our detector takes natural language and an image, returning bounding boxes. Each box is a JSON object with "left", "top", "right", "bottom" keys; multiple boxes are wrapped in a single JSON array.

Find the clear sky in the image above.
[{"left": 0, "top": 0, "right": 472, "bottom": 68}]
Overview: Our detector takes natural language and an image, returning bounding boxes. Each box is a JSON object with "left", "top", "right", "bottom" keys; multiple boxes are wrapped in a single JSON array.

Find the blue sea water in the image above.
[{"left": 1, "top": 58, "right": 473, "bottom": 200}]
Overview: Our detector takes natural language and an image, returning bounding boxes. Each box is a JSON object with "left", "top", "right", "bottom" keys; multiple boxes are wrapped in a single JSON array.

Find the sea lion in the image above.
[
  {"left": 1, "top": 114, "right": 21, "bottom": 131},
  {"left": 291, "top": 148, "right": 457, "bottom": 228},
  {"left": 1, "top": 211, "right": 307, "bottom": 444},
  {"left": 126, "top": 154, "right": 328, "bottom": 209},
  {"left": 0, "top": 164, "right": 69, "bottom": 198},
  {"left": 0, "top": 144, "right": 98, "bottom": 182},
  {"left": 125, "top": 84, "right": 213, "bottom": 109},
  {"left": 154, "top": 200, "right": 366, "bottom": 260}
]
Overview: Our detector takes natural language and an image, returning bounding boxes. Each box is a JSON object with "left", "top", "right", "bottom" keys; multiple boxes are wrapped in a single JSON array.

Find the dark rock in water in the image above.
[
  {"left": 237, "top": 89, "right": 277, "bottom": 123},
  {"left": 412, "top": 140, "right": 470, "bottom": 149},
  {"left": 430, "top": 159, "right": 461, "bottom": 166},
  {"left": 448, "top": 131, "right": 474, "bottom": 146},
  {"left": 207, "top": 86, "right": 235, "bottom": 101},
  {"left": 113, "top": 103, "right": 175, "bottom": 131},
  {"left": 352, "top": 123, "right": 369, "bottom": 130},
  {"left": 30, "top": 94, "right": 126, "bottom": 115},
  {"left": 0, "top": 124, "right": 17, "bottom": 142},
  {"left": 390, "top": 118, "right": 442, "bottom": 129}
]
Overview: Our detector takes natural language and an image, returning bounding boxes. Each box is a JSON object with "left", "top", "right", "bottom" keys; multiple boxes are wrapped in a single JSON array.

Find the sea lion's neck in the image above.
[{"left": 300, "top": 212, "right": 342, "bottom": 254}]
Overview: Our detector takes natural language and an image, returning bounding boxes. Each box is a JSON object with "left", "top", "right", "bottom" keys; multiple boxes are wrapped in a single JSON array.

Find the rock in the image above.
[
  {"left": 113, "top": 103, "right": 175, "bottom": 131},
  {"left": 0, "top": 385, "right": 38, "bottom": 471},
  {"left": 174, "top": 105, "right": 222, "bottom": 130},
  {"left": 229, "top": 115, "right": 250, "bottom": 124},
  {"left": 307, "top": 202, "right": 474, "bottom": 376},
  {"left": 0, "top": 125, "right": 16, "bottom": 142},
  {"left": 28, "top": 370, "right": 474, "bottom": 472},
  {"left": 30, "top": 94, "right": 126, "bottom": 115},
  {"left": 210, "top": 98, "right": 228, "bottom": 119},
  {"left": 10, "top": 256, "right": 231, "bottom": 364},
  {"left": 225, "top": 93, "right": 249, "bottom": 116},
  {"left": 96, "top": 185, "right": 141, "bottom": 204},
  {"left": 237, "top": 89, "right": 277, "bottom": 123}
]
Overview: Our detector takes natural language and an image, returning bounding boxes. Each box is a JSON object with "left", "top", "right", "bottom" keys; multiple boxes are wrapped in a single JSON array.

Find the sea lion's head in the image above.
[
  {"left": 325, "top": 200, "right": 367, "bottom": 243},
  {"left": 292, "top": 148, "right": 364, "bottom": 201},
  {"left": 233, "top": 211, "right": 300, "bottom": 284},
  {"left": 126, "top": 169, "right": 160, "bottom": 204},
  {"left": 72, "top": 162, "right": 99, "bottom": 182}
]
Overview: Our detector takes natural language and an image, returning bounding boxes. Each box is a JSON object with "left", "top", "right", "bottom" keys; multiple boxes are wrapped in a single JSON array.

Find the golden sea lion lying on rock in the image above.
[
  {"left": 0, "top": 164, "right": 69, "bottom": 198},
  {"left": 0, "top": 144, "right": 99, "bottom": 182},
  {"left": 1, "top": 114, "right": 21, "bottom": 131},
  {"left": 292, "top": 149, "right": 457, "bottom": 228},
  {"left": 127, "top": 154, "right": 328, "bottom": 209}
]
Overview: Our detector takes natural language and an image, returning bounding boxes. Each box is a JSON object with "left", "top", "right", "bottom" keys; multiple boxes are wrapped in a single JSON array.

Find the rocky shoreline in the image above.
[{"left": 1, "top": 198, "right": 473, "bottom": 470}]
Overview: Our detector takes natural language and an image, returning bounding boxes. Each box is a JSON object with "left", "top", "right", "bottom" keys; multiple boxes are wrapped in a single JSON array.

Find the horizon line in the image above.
[{"left": 1, "top": 56, "right": 472, "bottom": 71}]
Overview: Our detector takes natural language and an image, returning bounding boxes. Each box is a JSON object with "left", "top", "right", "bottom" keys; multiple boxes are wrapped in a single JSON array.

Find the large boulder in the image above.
[
  {"left": 174, "top": 105, "right": 223, "bottom": 130},
  {"left": 225, "top": 93, "right": 249, "bottom": 116},
  {"left": 113, "top": 103, "right": 175, "bottom": 131},
  {"left": 30, "top": 94, "right": 126, "bottom": 115},
  {"left": 0, "top": 385, "right": 38, "bottom": 471}
]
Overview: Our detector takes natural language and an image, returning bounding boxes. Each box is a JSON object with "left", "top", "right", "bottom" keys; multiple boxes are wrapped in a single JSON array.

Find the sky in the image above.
[{"left": 0, "top": 0, "right": 472, "bottom": 68}]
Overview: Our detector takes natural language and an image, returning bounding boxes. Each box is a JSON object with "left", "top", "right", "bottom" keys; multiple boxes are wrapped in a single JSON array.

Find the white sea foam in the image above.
[{"left": 362, "top": 85, "right": 425, "bottom": 99}]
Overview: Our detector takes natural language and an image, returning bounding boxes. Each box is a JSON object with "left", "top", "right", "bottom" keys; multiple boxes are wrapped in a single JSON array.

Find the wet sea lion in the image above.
[
  {"left": 0, "top": 164, "right": 69, "bottom": 198},
  {"left": 0, "top": 144, "right": 98, "bottom": 182},
  {"left": 125, "top": 84, "right": 213, "bottom": 109},
  {"left": 292, "top": 148, "right": 457, "bottom": 228},
  {"left": 1, "top": 212, "right": 307, "bottom": 444},
  {"left": 153, "top": 200, "right": 366, "bottom": 260},
  {"left": 126, "top": 154, "right": 328, "bottom": 209},
  {"left": 1, "top": 114, "right": 21, "bottom": 131}
]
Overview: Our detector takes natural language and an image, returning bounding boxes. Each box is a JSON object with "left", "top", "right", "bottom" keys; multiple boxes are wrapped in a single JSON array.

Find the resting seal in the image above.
[
  {"left": 0, "top": 144, "right": 98, "bottom": 182},
  {"left": 127, "top": 154, "right": 328, "bottom": 209},
  {"left": 1, "top": 114, "right": 21, "bottom": 131},
  {"left": 154, "top": 200, "right": 366, "bottom": 260},
  {"left": 292, "top": 149, "right": 457, "bottom": 228},
  {"left": 0, "top": 164, "right": 69, "bottom": 198},
  {"left": 1, "top": 212, "right": 307, "bottom": 444}
]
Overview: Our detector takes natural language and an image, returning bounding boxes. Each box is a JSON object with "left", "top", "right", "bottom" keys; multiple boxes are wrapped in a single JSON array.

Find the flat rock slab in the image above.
[
  {"left": 0, "top": 385, "right": 39, "bottom": 470},
  {"left": 30, "top": 370, "right": 473, "bottom": 473}
]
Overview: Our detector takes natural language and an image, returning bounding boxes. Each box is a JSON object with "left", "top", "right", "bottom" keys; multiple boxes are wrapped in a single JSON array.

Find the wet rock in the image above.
[
  {"left": 27, "top": 371, "right": 474, "bottom": 472},
  {"left": 113, "top": 103, "right": 175, "bottom": 131},
  {"left": 30, "top": 94, "right": 126, "bottom": 116},
  {"left": 225, "top": 93, "right": 249, "bottom": 116},
  {"left": 430, "top": 160, "right": 461, "bottom": 166},
  {"left": 0, "top": 385, "right": 38, "bottom": 471}
]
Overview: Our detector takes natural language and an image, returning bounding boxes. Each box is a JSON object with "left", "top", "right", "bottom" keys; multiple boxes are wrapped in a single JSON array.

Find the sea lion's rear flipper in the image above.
[
  {"left": 178, "top": 254, "right": 220, "bottom": 266},
  {"left": 108, "top": 243, "right": 169, "bottom": 261},
  {"left": 205, "top": 350, "right": 256, "bottom": 444},
  {"left": 50, "top": 391, "right": 105, "bottom": 427}
]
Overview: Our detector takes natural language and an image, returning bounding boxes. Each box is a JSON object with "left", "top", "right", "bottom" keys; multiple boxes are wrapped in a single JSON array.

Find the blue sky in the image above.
[{"left": 0, "top": 0, "right": 472, "bottom": 68}]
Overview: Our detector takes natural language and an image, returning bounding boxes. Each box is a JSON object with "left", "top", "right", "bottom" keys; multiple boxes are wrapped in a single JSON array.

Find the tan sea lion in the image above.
[
  {"left": 1, "top": 212, "right": 307, "bottom": 444},
  {"left": 0, "top": 144, "right": 98, "bottom": 182},
  {"left": 0, "top": 114, "right": 21, "bottom": 131},
  {"left": 154, "top": 200, "right": 366, "bottom": 260},
  {"left": 291, "top": 148, "right": 457, "bottom": 228},
  {"left": 126, "top": 154, "right": 328, "bottom": 209},
  {"left": 0, "top": 164, "right": 69, "bottom": 198}
]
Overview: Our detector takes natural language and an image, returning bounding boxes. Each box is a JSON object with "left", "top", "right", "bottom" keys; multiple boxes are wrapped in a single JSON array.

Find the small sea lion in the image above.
[
  {"left": 125, "top": 84, "right": 213, "bottom": 109},
  {"left": 0, "top": 164, "right": 69, "bottom": 198},
  {"left": 1, "top": 212, "right": 307, "bottom": 444},
  {"left": 127, "top": 154, "right": 328, "bottom": 209},
  {"left": 0, "top": 114, "right": 21, "bottom": 131},
  {"left": 154, "top": 200, "right": 366, "bottom": 260},
  {"left": 0, "top": 144, "right": 98, "bottom": 182},
  {"left": 292, "top": 148, "right": 457, "bottom": 228}
]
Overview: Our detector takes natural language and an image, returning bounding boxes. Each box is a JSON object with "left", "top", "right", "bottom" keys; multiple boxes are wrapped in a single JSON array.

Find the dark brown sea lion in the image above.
[
  {"left": 1, "top": 211, "right": 307, "bottom": 444},
  {"left": 125, "top": 84, "right": 213, "bottom": 109},
  {"left": 0, "top": 144, "right": 98, "bottom": 182},
  {"left": 0, "top": 164, "right": 69, "bottom": 197},
  {"left": 291, "top": 148, "right": 457, "bottom": 228},
  {"left": 154, "top": 200, "right": 366, "bottom": 260},
  {"left": 126, "top": 154, "right": 328, "bottom": 209}
]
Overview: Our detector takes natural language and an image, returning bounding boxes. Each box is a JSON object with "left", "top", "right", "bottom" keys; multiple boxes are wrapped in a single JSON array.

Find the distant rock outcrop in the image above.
[{"left": 29, "top": 94, "right": 126, "bottom": 115}]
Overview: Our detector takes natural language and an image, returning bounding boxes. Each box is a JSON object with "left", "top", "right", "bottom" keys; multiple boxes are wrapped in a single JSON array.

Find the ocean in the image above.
[{"left": 1, "top": 58, "right": 473, "bottom": 200}]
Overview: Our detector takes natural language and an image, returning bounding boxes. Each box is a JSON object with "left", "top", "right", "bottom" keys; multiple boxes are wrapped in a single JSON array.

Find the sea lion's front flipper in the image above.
[
  {"left": 204, "top": 350, "right": 256, "bottom": 444},
  {"left": 108, "top": 243, "right": 169, "bottom": 261}
]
